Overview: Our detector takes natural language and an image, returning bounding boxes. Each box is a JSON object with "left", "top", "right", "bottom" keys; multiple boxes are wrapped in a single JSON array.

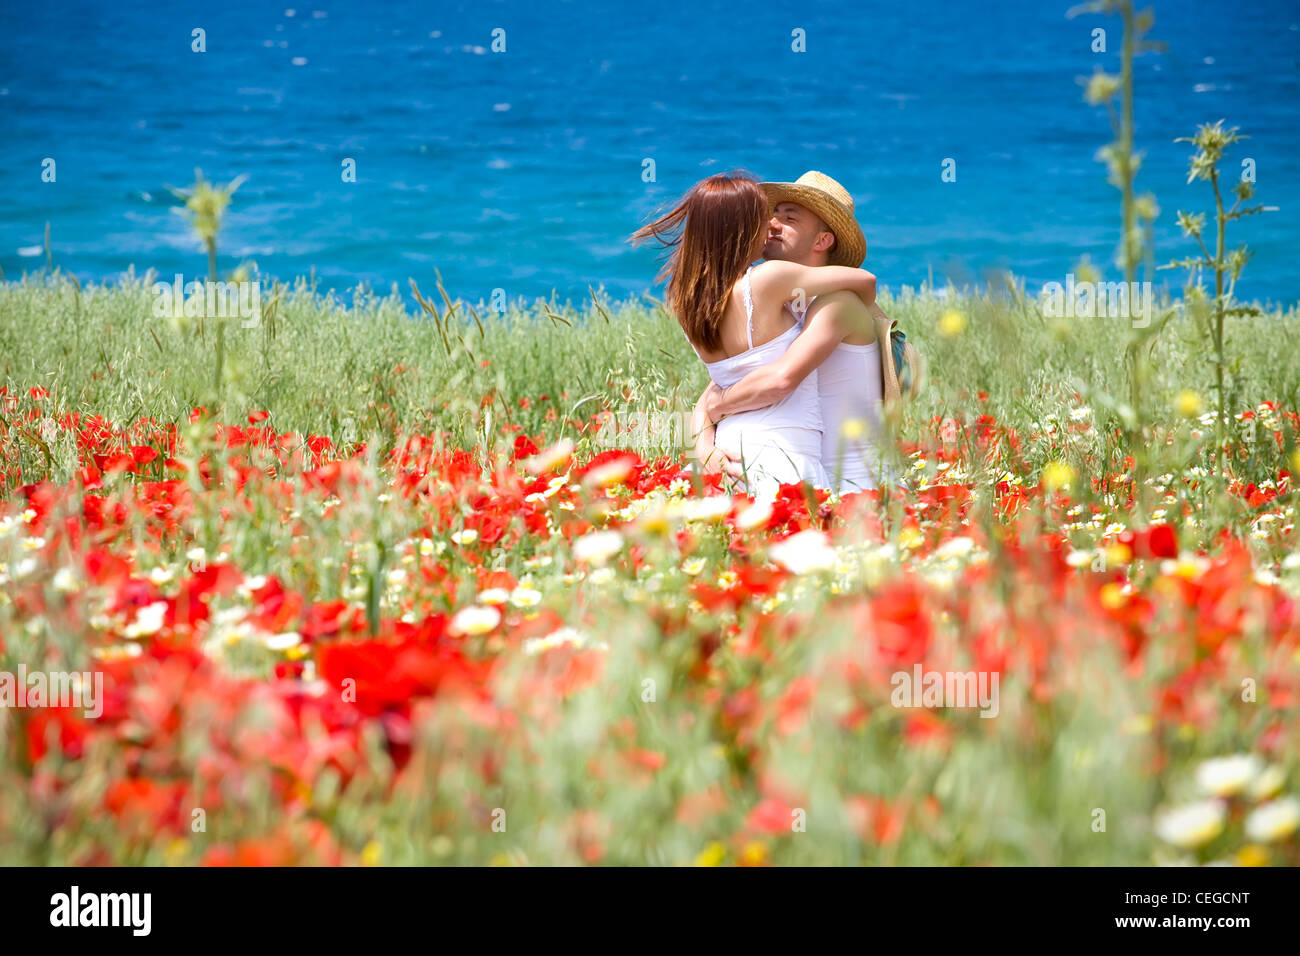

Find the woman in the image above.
[{"left": 630, "top": 172, "right": 878, "bottom": 500}]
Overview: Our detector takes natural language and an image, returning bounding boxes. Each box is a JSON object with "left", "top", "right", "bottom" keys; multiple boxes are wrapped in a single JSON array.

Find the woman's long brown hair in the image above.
[{"left": 629, "top": 172, "right": 768, "bottom": 353}]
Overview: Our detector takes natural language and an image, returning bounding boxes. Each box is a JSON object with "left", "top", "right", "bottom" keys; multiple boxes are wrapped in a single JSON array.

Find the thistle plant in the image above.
[
  {"left": 1069, "top": 0, "right": 1164, "bottom": 510},
  {"left": 1073, "top": 1, "right": 1160, "bottom": 287},
  {"left": 169, "top": 168, "right": 247, "bottom": 282},
  {"left": 1162, "top": 121, "right": 1276, "bottom": 481},
  {"left": 168, "top": 168, "right": 249, "bottom": 397}
]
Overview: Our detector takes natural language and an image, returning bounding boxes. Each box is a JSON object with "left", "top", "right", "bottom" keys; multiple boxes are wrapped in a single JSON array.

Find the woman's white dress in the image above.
[{"left": 696, "top": 266, "right": 829, "bottom": 501}]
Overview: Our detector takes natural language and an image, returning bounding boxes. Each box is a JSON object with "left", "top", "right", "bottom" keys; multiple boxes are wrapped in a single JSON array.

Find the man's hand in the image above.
[
  {"left": 705, "top": 304, "right": 849, "bottom": 419},
  {"left": 703, "top": 382, "right": 727, "bottom": 425}
]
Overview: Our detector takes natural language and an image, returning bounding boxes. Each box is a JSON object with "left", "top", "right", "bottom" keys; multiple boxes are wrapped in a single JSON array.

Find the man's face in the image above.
[{"left": 764, "top": 202, "right": 834, "bottom": 265}]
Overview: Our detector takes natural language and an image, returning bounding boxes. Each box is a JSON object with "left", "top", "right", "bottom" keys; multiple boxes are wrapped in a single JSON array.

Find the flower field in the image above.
[{"left": 1, "top": 277, "right": 1298, "bottom": 866}]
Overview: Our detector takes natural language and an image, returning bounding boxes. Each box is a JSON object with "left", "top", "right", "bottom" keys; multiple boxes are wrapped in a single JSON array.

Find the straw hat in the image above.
[
  {"left": 760, "top": 171, "right": 867, "bottom": 268},
  {"left": 872, "top": 308, "right": 926, "bottom": 406}
]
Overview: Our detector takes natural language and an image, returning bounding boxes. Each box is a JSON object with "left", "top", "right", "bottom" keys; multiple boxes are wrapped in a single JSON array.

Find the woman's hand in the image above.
[
  {"left": 694, "top": 420, "right": 746, "bottom": 491},
  {"left": 691, "top": 382, "right": 746, "bottom": 491},
  {"left": 699, "top": 442, "right": 747, "bottom": 492}
]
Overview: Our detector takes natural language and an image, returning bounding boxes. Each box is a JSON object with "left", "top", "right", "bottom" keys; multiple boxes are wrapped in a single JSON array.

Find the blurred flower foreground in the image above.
[{"left": 1, "top": 385, "right": 1298, "bottom": 866}]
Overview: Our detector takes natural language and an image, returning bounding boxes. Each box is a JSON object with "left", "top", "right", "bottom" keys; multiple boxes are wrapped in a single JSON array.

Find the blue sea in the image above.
[{"left": 3, "top": 0, "right": 1299, "bottom": 308}]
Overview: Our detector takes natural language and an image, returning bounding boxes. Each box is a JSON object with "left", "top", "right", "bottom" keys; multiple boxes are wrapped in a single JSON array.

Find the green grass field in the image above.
[
  {"left": 1, "top": 270, "right": 1298, "bottom": 866},
  {"left": 3, "top": 269, "right": 1297, "bottom": 474}
]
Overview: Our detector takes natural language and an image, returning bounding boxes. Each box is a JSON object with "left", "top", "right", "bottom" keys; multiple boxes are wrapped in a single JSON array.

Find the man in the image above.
[{"left": 690, "top": 170, "right": 894, "bottom": 494}]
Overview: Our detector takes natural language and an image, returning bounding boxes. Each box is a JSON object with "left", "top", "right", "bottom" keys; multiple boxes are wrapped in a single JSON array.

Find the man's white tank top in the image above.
[{"left": 792, "top": 298, "right": 885, "bottom": 492}]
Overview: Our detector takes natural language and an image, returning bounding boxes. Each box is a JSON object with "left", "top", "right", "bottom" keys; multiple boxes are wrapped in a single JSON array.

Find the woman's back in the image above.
[
  {"left": 694, "top": 266, "right": 827, "bottom": 499},
  {"left": 691, "top": 261, "right": 801, "bottom": 363}
]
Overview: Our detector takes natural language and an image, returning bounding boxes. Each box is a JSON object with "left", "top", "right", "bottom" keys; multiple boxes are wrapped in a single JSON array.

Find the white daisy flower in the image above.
[
  {"left": 52, "top": 567, "right": 79, "bottom": 593},
  {"left": 449, "top": 604, "right": 501, "bottom": 636},
  {"left": 1153, "top": 799, "right": 1226, "bottom": 849},
  {"left": 572, "top": 530, "right": 625, "bottom": 566},
  {"left": 508, "top": 586, "right": 542, "bottom": 608},
  {"left": 681, "top": 496, "right": 733, "bottom": 523},
  {"left": 583, "top": 458, "right": 634, "bottom": 488},
  {"left": 1196, "top": 754, "right": 1263, "bottom": 798},
  {"left": 523, "top": 626, "right": 602, "bottom": 655},
  {"left": 769, "top": 530, "right": 837, "bottom": 575},
  {"left": 263, "top": 631, "right": 303, "bottom": 652},
  {"left": 934, "top": 536, "right": 976, "bottom": 559},
  {"left": 238, "top": 574, "right": 267, "bottom": 597},
  {"left": 124, "top": 601, "right": 168, "bottom": 639},
  {"left": 1248, "top": 765, "right": 1286, "bottom": 801},
  {"left": 1244, "top": 796, "right": 1300, "bottom": 843},
  {"left": 522, "top": 438, "right": 574, "bottom": 475},
  {"left": 735, "top": 500, "right": 773, "bottom": 532},
  {"left": 681, "top": 557, "right": 707, "bottom": 577}
]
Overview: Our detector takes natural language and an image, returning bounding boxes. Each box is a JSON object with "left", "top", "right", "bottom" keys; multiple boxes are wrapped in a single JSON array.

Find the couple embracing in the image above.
[{"left": 632, "top": 170, "right": 910, "bottom": 501}]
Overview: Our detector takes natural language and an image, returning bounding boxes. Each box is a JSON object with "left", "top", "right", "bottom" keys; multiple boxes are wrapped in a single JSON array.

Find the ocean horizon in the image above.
[{"left": 3, "top": 0, "right": 1299, "bottom": 309}]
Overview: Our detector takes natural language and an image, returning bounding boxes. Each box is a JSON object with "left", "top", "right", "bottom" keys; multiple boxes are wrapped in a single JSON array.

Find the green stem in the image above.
[
  {"left": 1120, "top": 4, "right": 1136, "bottom": 288},
  {"left": 1211, "top": 167, "right": 1226, "bottom": 488},
  {"left": 1119, "top": 0, "right": 1145, "bottom": 518},
  {"left": 214, "top": 311, "right": 225, "bottom": 400},
  {"left": 204, "top": 238, "right": 217, "bottom": 341}
]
